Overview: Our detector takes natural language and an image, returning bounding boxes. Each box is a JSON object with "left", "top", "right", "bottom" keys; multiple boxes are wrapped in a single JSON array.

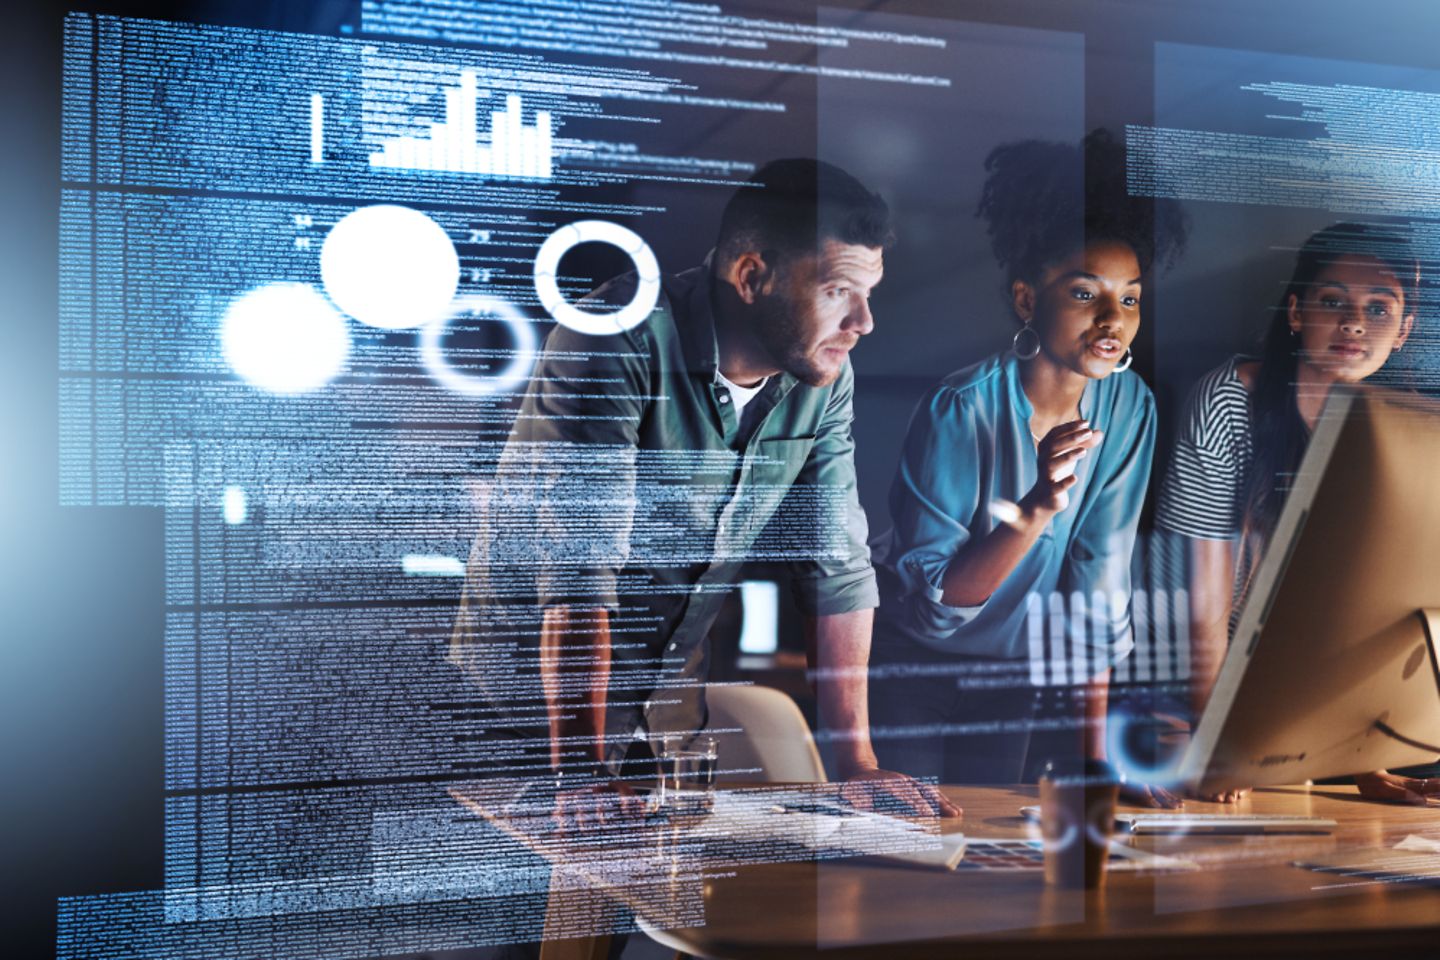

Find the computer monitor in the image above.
[{"left": 1179, "top": 385, "right": 1440, "bottom": 794}]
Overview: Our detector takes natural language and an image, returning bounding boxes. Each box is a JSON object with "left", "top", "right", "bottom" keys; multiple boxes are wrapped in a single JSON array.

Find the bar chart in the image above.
[{"left": 369, "top": 71, "right": 554, "bottom": 179}]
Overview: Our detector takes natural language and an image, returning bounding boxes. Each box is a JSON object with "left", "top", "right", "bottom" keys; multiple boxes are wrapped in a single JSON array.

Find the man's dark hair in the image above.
[{"left": 715, "top": 158, "right": 895, "bottom": 270}]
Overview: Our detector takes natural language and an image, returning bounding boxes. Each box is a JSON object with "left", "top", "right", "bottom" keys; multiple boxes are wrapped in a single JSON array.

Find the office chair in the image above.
[{"left": 703, "top": 683, "right": 826, "bottom": 783}]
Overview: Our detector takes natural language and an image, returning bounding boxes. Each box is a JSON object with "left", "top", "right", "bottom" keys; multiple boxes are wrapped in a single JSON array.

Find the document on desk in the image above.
[
  {"left": 954, "top": 839, "right": 1197, "bottom": 872},
  {"left": 1297, "top": 834, "right": 1440, "bottom": 885},
  {"left": 684, "top": 789, "right": 967, "bottom": 870},
  {"left": 1394, "top": 834, "right": 1440, "bottom": 853}
]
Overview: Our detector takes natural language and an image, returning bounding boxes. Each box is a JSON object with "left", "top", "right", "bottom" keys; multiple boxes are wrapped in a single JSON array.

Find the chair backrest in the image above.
[{"left": 703, "top": 683, "right": 826, "bottom": 783}]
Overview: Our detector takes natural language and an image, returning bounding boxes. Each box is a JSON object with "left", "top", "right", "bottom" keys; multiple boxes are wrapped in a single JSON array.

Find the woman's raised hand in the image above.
[{"left": 1024, "top": 420, "right": 1103, "bottom": 515}]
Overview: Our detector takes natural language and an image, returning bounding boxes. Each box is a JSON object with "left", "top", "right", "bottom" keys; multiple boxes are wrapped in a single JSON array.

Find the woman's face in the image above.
[
  {"left": 1014, "top": 239, "right": 1142, "bottom": 380},
  {"left": 1290, "top": 254, "right": 1413, "bottom": 383}
]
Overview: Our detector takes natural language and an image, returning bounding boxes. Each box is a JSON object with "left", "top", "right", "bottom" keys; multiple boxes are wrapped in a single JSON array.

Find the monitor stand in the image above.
[
  {"left": 1369, "top": 609, "right": 1440, "bottom": 758},
  {"left": 1186, "top": 607, "right": 1440, "bottom": 793}
]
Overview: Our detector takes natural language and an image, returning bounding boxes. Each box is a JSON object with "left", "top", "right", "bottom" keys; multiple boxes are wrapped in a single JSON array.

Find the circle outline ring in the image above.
[
  {"left": 420, "top": 294, "right": 538, "bottom": 396},
  {"left": 533, "top": 220, "right": 660, "bottom": 335}
]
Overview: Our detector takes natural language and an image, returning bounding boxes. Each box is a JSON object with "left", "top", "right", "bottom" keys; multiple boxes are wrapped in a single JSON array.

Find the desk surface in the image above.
[
  {"left": 648, "top": 784, "right": 1440, "bottom": 959},
  {"left": 454, "top": 781, "right": 1440, "bottom": 960}
]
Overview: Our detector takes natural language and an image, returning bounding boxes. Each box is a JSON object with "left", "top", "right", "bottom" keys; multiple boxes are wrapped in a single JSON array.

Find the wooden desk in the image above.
[{"left": 454, "top": 782, "right": 1440, "bottom": 959}]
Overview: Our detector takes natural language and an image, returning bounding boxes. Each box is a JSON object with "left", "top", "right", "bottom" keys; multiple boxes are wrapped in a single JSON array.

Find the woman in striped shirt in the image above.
[{"left": 1155, "top": 222, "right": 1429, "bottom": 803}]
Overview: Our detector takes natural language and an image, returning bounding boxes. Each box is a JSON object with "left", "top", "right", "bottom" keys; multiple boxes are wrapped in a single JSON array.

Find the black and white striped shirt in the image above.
[
  {"left": 1155, "top": 356, "right": 1258, "bottom": 635},
  {"left": 1156, "top": 356, "right": 1254, "bottom": 542}
]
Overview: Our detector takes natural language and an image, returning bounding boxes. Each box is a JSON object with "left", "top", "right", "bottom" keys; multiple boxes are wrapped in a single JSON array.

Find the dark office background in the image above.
[{"left": 9, "top": 1, "right": 1440, "bottom": 955}]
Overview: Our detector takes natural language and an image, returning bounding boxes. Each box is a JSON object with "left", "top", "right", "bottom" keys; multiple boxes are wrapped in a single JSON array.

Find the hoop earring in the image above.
[
  {"left": 1012, "top": 323, "right": 1041, "bottom": 361},
  {"left": 1113, "top": 348, "right": 1133, "bottom": 373}
]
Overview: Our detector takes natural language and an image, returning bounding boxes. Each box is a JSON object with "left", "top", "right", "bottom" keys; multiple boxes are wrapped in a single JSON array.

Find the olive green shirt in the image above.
[{"left": 452, "top": 263, "right": 877, "bottom": 769}]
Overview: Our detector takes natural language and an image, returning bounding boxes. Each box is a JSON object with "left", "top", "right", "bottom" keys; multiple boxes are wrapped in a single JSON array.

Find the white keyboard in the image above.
[
  {"left": 1019, "top": 806, "right": 1335, "bottom": 834},
  {"left": 1116, "top": 813, "right": 1336, "bottom": 835}
]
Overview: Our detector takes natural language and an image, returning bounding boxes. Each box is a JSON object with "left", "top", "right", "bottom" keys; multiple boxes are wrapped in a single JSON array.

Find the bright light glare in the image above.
[
  {"left": 222, "top": 485, "right": 248, "bottom": 525},
  {"left": 401, "top": 554, "right": 466, "bottom": 577},
  {"left": 321, "top": 205, "right": 460, "bottom": 330},
  {"left": 988, "top": 499, "right": 1022, "bottom": 525},
  {"left": 738, "top": 580, "right": 780, "bottom": 654},
  {"left": 221, "top": 283, "right": 350, "bottom": 394}
]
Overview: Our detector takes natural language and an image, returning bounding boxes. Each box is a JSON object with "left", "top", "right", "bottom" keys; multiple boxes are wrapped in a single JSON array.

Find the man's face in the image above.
[{"left": 752, "top": 239, "right": 883, "bottom": 387}]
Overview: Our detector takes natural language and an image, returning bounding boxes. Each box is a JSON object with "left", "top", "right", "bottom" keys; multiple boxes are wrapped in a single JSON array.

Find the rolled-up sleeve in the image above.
[
  {"left": 787, "top": 361, "right": 880, "bottom": 617},
  {"left": 483, "top": 318, "right": 650, "bottom": 612},
  {"left": 1061, "top": 387, "right": 1156, "bottom": 663},
  {"left": 884, "top": 384, "right": 994, "bottom": 632}
]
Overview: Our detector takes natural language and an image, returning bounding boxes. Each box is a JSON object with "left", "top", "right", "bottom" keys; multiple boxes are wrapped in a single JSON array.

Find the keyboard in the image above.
[
  {"left": 1116, "top": 813, "right": 1336, "bottom": 835},
  {"left": 1019, "top": 806, "right": 1336, "bottom": 835}
]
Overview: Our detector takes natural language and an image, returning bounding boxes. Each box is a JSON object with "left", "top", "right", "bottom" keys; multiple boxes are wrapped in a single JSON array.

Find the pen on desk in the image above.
[{"left": 767, "top": 801, "right": 857, "bottom": 817}]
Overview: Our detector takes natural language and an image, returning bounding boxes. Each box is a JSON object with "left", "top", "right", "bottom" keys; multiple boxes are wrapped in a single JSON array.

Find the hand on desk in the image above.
[
  {"left": 552, "top": 779, "right": 646, "bottom": 831},
  {"left": 1355, "top": 770, "right": 1440, "bottom": 805},
  {"left": 1150, "top": 712, "right": 1243, "bottom": 804},
  {"left": 1190, "top": 786, "right": 1250, "bottom": 804},
  {"left": 1119, "top": 780, "right": 1184, "bottom": 809},
  {"left": 840, "top": 767, "right": 963, "bottom": 820}
]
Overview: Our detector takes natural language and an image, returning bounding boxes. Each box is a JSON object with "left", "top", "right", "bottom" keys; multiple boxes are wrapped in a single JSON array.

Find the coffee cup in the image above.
[{"left": 1038, "top": 759, "right": 1119, "bottom": 888}]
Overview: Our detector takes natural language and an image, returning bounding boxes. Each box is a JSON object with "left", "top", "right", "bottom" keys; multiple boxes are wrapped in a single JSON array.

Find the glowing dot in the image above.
[
  {"left": 222, "top": 486, "right": 248, "bottom": 525},
  {"left": 321, "top": 204, "right": 460, "bottom": 330},
  {"left": 221, "top": 283, "right": 349, "bottom": 394}
]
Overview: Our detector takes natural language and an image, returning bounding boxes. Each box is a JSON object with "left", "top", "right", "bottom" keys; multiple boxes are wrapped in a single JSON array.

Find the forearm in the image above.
[
  {"left": 807, "top": 608, "right": 878, "bottom": 778},
  {"left": 1189, "top": 620, "right": 1229, "bottom": 720},
  {"left": 540, "top": 605, "right": 613, "bottom": 770},
  {"left": 1186, "top": 538, "right": 1235, "bottom": 720},
  {"left": 940, "top": 497, "right": 1055, "bottom": 606}
]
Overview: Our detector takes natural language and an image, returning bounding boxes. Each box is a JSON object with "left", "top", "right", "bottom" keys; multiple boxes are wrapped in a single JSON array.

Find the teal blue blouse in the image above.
[{"left": 872, "top": 351, "right": 1155, "bottom": 668}]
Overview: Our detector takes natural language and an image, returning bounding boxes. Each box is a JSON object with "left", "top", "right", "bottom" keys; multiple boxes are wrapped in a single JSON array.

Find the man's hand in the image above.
[
  {"left": 806, "top": 612, "right": 960, "bottom": 819},
  {"left": 551, "top": 779, "right": 645, "bottom": 832},
  {"left": 1355, "top": 770, "right": 1440, "bottom": 805},
  {"left": 840, "top": 767, "right": 962, "bottom": 819}
]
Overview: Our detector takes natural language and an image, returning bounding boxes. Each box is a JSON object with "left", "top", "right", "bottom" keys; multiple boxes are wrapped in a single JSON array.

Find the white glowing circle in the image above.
[
  {"left": 420, "top": 294, "right": 538, "bottom": 396},
  {"left": 321, "top": 204, "right": 460, "bottom": 330},
  {"left": 533, "top": 220, "right": 660, "bottom": 335},
  {"left": 220, "top": 283, "right": 350, "bottom": 394}
]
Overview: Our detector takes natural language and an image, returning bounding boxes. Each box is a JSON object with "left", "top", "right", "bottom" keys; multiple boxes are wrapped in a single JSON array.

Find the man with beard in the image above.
[{"left": 453, "top": 159, "right": 957, "bottom": 828}]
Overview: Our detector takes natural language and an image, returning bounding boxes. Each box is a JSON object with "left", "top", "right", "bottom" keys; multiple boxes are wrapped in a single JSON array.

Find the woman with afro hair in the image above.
[{"left": 867, "top": 130, "right": 1187, "bottom": 803}]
